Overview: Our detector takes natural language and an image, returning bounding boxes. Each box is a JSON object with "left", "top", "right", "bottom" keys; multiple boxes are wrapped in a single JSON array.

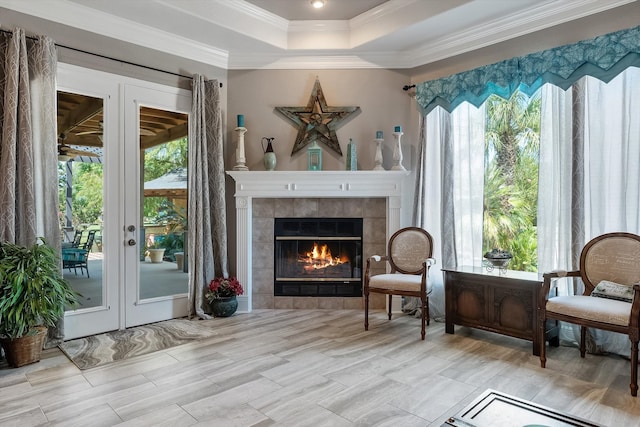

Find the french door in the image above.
[
  {"left": 123, "top": 84, "right": 190, "bottom": 328},
  {"left": 60, "top": 64, "right": 189, "bottom": 339}
]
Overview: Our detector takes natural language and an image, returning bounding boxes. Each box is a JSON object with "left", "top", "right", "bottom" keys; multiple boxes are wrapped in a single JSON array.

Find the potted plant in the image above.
[
  {"left": 205, "top": 277, "right": 244, "bottom": 317},
  {"left": 146, "top": 242, "right": 165, "bottom": 263},
  {"left": 0, "top": 238, "right": 79, "bottom": 367}
]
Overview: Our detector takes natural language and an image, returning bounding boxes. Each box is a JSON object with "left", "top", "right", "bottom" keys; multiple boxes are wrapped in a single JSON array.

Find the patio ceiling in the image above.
[{"left": 56, "top": 91, "right": 189, "bottom": 158}]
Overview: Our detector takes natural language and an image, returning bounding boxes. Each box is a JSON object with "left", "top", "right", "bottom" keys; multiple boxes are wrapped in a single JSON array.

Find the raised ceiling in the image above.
[{"left": 0, "top": 0, "right": 636, "bottom": 70}]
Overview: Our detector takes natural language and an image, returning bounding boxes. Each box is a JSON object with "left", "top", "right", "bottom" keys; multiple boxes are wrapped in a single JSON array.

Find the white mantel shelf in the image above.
[
  {"left": 227, "top": 170, "right": 409, "bottom": 198},
  {"left": 226, "top": 170, "right": 410, "bottom": 312}
]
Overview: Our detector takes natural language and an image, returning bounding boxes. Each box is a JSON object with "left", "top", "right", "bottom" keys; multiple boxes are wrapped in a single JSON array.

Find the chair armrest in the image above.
[
  {"left": 539, "top": 270, "right": 581, "bottom": 308},
  {"left": 365, "top": 255, "right": 388, "bottom": 279},
  {"left": 425, "top": 258, "right": 436, "bottom": 267}
]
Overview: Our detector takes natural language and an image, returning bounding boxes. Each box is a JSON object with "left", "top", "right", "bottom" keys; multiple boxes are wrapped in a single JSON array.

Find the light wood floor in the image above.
[{"left": 1, "top": 309, "right": 640, "bottom": 426}]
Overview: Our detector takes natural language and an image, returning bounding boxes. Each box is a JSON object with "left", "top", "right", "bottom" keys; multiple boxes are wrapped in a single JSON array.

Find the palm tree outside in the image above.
[{"left": 483, "top": 89, "right": 541, "bottom": 272}]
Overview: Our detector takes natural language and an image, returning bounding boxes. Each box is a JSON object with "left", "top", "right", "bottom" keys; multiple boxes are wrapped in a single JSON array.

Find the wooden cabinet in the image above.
[{"left": 443, "top": 266, "right": 558, "bottom": 356}]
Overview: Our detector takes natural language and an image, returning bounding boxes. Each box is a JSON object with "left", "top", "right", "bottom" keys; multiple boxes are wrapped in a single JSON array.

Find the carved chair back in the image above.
[{"left": 388, "top": 227, "right": 433, "bottom": 274}]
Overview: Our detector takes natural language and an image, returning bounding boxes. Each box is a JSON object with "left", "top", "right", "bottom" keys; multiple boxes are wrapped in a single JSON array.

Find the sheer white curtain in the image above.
[
  {"left": 537, "top": 84, "right": 574, "bottom": 283},
  {"left": 582, "top": 69, "right": 640, "bottom": 235},
  {"left": 580, "top": 69, "right": 640, "bottom": 355},
  {"left": 449, "top": 103, "right": 486, "bottom": 269},
  {"left": 538, "top": 68, "right": 640, "bottom": 354},
  {"left": 414, "top": 103, "right": 485, "bottom": 319}
]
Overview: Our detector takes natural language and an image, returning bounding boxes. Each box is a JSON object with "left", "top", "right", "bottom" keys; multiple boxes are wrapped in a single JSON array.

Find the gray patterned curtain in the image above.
[
  {"left": 0, "top": 29, "right": 61, "bottom": 346},
  {"left": 188, "top": 75, "right": 229, "bottom": 318}
]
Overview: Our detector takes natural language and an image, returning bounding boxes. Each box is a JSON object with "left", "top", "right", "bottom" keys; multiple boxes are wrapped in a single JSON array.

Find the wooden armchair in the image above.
[
  {"left": 364, "top": 227, "right": 435, "bottom": 340},
  {"left": 538, "top": 232, "right": 640, "bottom": 396}
]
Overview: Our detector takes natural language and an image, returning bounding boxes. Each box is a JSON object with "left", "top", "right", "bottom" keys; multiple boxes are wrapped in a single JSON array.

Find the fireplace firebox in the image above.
[{"left": 274, "top": 218, "right": 363, "bottom": 297}]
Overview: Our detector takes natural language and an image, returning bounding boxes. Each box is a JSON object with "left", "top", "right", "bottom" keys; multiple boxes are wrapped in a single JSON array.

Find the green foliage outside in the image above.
[
  {"left": 58, "top": 162, "right": 103, "bottom": 229},
  {"left": 58, "top": 137, "right": 188, "bottom": 251},
  {"left": 143, "top": 137, "right": 188, "bottom": 225},
  {"left": 483, "top": 89, "right": 540, "bottom": 272}
]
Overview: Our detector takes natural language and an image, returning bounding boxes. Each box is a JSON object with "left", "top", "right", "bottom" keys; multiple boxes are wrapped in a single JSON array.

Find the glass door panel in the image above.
[
  {"left": 58, "top": 64, "right": 119, "bottom": 339},
  {"left": 124, "top": 84, "right": 190, "bottom": 327},
  {"left": 140, "top": 106, "right": 189, "bottom": 299}
]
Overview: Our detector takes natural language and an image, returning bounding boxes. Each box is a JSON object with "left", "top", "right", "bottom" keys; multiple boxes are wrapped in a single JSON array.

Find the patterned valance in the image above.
[{"left": 415, "top": 25, "right": 640, "bottom": 113}]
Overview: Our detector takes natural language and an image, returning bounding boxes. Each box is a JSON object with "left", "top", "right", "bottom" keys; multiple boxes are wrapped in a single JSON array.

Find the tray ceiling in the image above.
[{"left": 0, "top": 0, "right": 636, "bottom": 69}]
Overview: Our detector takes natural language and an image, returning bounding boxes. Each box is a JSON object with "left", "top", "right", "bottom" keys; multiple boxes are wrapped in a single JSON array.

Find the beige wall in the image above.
[{"left": 226, "top": 69, "right": 415, "bottom": 172}]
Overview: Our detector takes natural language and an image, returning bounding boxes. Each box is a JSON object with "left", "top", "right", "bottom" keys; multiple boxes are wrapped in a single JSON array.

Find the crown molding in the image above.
[
  {"left": 0, "top": 0, "right": 230, "bottom": 68},
  {"left": 407, "top": 0, "right": 637, "bottom": 66},
  {"left": 229, "top": 54, "right": 388, "bottom": 70}
]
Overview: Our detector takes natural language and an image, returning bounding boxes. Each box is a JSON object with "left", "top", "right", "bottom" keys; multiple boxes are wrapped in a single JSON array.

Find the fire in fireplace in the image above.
[{"left": 274, "top": 218, "right": 363, "bottom": 297}]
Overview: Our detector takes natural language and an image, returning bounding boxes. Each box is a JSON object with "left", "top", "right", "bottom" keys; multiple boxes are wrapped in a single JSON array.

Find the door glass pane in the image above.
[
  {"left": 57, "top": 91, "right": 105, "bottom": 309},
  {"left": 139, "top": 106, "right": 189, "bottom": 299}
]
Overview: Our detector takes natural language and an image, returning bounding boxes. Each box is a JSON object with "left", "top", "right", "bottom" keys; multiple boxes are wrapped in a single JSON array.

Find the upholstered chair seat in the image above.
[
  {"left": 369, "top": 273, "right": 434, "bottom": 293},
  {"left": 546, "top": 296, "right": 631, "bottom": 326}
]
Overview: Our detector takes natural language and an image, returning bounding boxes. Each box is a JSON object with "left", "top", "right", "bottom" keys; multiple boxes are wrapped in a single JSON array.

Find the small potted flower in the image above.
[{"left": 206, "top": 276, "right": 243, "bottom": 317}]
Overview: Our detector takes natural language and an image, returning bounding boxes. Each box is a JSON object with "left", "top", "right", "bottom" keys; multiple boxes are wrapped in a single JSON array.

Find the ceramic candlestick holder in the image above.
[
  {"left": 233, "top": 126, "right": 249, "bottom": 171},
  {"left": 391, "top": 131, "right": 406, "bottom": 171},
  {"left": 373, "top": 138, "right": 384, "bottom": 170}
]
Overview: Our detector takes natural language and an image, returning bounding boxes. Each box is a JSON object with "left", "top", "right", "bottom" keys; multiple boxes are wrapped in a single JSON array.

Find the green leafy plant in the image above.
[{"left": 0, "top": 239, "right": 79, "bottom": 339}]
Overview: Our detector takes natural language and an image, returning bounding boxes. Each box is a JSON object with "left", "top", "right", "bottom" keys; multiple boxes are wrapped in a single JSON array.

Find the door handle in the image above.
[{"left": 127, "top": 239, "right": 136, "bottom": 246}]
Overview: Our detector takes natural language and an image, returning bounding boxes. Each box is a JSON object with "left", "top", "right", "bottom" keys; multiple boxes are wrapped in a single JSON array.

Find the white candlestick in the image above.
[
  {"left": 391, "top": 131, "right": 406, "bottom": 171},
  {"left": 233, "top": 126, "right": 249, "bottom": 171},
  {"left": 373, "top": 138, "right": 384, "bottom": 170}
]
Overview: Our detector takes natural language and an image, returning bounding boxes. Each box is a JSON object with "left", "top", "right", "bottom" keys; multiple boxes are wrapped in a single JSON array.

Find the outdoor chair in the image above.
[
  {"left": 538, "top": 232, "right": 640, "bottom": 396},
  {"left": 364, "top": 227, "right": 435, "bottom": 340},
  {"left": 63, "top": 230, "right": 96, "bottom": 277}
]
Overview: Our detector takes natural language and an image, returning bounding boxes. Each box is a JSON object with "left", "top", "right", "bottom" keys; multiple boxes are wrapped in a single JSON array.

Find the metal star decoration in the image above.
[{"left": 275, "top": 78, "right": 360, "bottom": 156}]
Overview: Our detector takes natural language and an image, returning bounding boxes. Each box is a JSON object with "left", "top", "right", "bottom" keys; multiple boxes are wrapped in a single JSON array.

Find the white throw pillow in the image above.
[{"left": 591, "top": 280, "right": 634, "bottom": 303}]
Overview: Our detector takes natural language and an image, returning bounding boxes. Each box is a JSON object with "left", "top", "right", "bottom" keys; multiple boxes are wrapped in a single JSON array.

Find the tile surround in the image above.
[{"left": 252, "top": 198, "right": 387, "bottom": 309}]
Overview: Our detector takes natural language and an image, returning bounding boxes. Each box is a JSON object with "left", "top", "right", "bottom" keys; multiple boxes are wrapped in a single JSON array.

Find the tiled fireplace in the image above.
[{"left": 227, "top": 171, "right": 409, "bottom": 312}]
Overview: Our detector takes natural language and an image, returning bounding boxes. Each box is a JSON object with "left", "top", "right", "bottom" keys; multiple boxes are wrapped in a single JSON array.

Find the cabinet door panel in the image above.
[
  {"left": 455, "top": 286, "right": 484, "bottom": 321},
  {"left": 496, "top": 295, "right": 531, "bottom": 332}
]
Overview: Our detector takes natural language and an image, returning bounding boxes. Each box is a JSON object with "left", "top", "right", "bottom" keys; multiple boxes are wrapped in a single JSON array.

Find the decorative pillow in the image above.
[{"left": 591, "top": 280, "right": 634, "bottom": 302}]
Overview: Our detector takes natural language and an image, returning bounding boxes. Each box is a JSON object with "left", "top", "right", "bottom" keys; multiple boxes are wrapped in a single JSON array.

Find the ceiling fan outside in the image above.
[
  {"left": 75, "top": 128, "right": 155, "bottom": 136},
  {"left": 58, "top": 133, "right": 100, "bottom": 159}
]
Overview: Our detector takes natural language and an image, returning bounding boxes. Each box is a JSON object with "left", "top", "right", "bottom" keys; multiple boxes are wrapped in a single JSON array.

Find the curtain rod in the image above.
[{"left": 0, "top": 28, "right": 223, "bottom": 87}]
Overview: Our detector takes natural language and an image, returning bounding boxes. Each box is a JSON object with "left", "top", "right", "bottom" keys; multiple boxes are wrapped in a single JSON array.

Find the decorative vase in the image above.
[
  {"left": 261, "top": 137, "right": 277, "bottom": 171},
  {"left": 210, "top": 296, "right": 238, "bottom": 317}
]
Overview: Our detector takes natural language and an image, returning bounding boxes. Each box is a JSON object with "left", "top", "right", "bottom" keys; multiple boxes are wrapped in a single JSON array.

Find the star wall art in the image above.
[{"left": 275, "top": 78, "right": 360, "bottom": 156}]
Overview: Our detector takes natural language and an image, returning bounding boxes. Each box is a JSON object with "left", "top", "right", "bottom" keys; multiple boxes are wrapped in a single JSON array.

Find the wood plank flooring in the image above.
[{"left": 1, "top": 309, "right": 640, "bottom": 426}]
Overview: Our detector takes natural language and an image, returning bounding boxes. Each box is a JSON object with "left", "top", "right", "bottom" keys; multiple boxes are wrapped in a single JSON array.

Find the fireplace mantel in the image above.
[{"left": 227, "top": 170, "right": 410, "bottom": 312}]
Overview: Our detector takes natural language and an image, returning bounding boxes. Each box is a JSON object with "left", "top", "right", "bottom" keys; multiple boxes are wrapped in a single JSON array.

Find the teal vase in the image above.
[{"left": 211, "top": 296, "right": 238, "bottom": 317}]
